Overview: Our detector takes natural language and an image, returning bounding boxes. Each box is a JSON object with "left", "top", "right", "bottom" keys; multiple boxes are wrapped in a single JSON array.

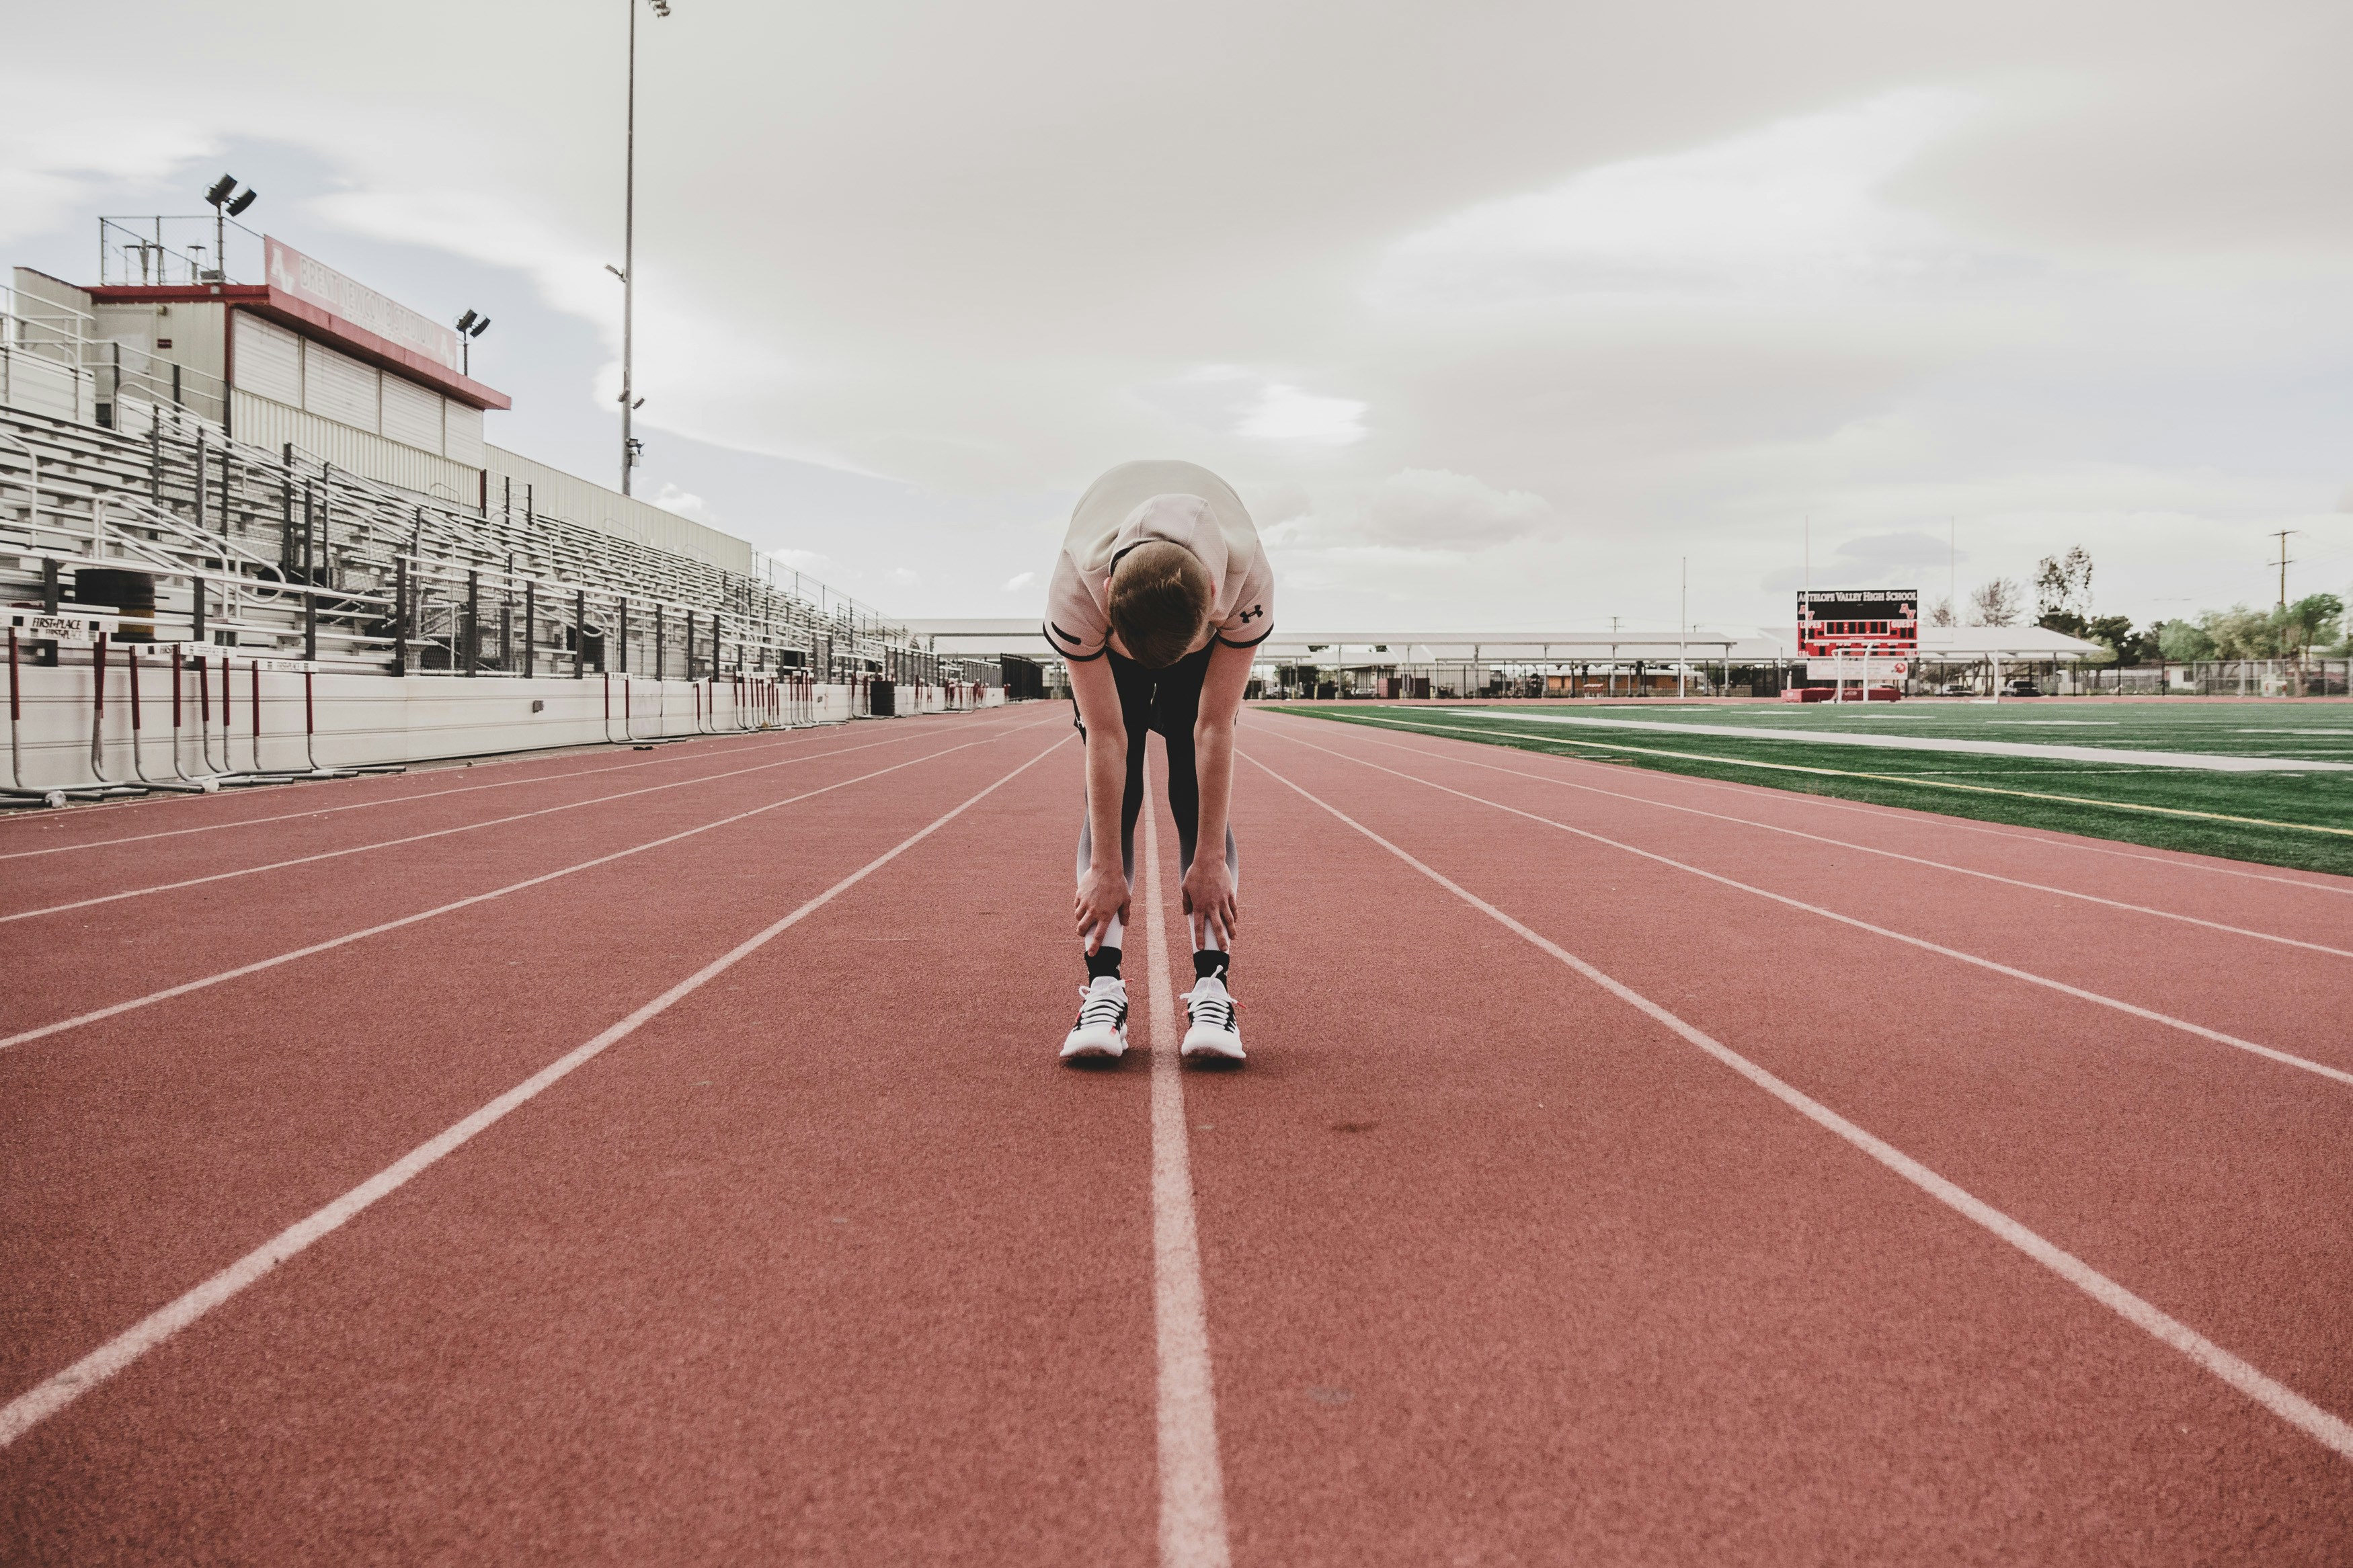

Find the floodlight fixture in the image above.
[
  {"left": 454, "top": 309, "right": 492, "bottom": 374},
  {"left": 632, "top": 397, "right": 645, "bottom": 409},
  {"left": 198, "top": 175, "right": 257, "bottom": 281},
  {"left": 605, "top": 263, "right": 627, "bottom": 282}
]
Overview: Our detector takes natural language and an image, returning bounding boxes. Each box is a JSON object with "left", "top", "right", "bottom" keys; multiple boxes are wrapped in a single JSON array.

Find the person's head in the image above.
[{"left": 1108, "top": 540, "right": 1213, "bottom": 668}]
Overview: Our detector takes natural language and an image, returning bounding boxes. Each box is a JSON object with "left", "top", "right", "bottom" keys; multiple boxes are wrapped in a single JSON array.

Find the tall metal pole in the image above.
[{"left": 621, "top": 0, "right": 638, "bottom": 495}]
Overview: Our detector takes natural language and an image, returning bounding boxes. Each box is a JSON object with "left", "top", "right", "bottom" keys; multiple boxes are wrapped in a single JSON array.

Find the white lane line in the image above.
[
  {"left": 0, "top": 737, "right": 1063, "bottom": 1452},
  {"left": 0, "top": 727, "right": 815, "bottom": 862},
  {"left": 1325, "top": 710, "right": 2353, "bottom": 901},
  {"left": 1245, "top": 752, "right": 2353, "bottom": 1464},
  {"left": 1258, "top": 729, "right": 2353, "bottom": 1092},
  {"left": 0, "top": 718, "right": 1058, "bottom": 1054},
  {"left": 1310, "top": 717, "right": 2353, "bottom": 960},
  {"left": 2, "top": 725, "right": 945, "bottom": 923},
  {"left": 1140, "top": 790, "right": 1234, "bottom": 1568},
  {"left": 1443, "top": 706, "right": 2353, "bottom": 772}
]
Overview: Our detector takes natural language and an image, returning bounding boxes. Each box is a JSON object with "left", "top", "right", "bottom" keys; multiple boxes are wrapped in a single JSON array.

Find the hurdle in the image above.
[
  {"left": 3, "top": 626, "right": 70, "bottom": 808},
  {"left": 121, "top": 642, "right": 206, "bottom": 792}
]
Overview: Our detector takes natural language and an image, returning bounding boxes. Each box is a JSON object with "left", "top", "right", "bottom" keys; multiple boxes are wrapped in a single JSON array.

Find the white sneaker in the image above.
[
  {"left": 1060, "top": 977, "right": 1130, "bottom": 1059},
  {"left": 1179, "top": 975, "right": 1245, "bottom": 1061}
]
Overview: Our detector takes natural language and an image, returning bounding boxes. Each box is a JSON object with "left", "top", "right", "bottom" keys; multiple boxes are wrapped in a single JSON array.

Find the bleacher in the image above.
[{"left": 0, "top": 394, "right": 957, "bottom": 690}]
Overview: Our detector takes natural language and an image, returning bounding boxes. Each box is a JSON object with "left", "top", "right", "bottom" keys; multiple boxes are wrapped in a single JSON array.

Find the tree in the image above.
[
  {"left": 2034, "top": 546, "right": 2093, "bottom": 624},
  {"left": 2198, "top": 606, "right": 2275, "bottom": 659},
  {"left": 2276, "top": 592, "right": 2344, "bottom": 658},
  {"left": 2157, "top": 619, "right": 2216, "bottom": 662},
  {"left": 1927, "top": 595, "right": 1956, "bottom": 628},
  {"left": 1968, "top": 577, "right": 2024, "bottom": 627},
  {"left": 2082, "top": 613, "right": 2146, "bottom": 665}
]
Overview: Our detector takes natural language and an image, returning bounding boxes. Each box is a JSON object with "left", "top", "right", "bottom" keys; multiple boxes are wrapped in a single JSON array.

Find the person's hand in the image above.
[
  {"left": 1181, "top": 857, "right": 1238, "bottom": 950},
  {"left": 1074, "top": 862, "right": 1130, "bottom": 954}
]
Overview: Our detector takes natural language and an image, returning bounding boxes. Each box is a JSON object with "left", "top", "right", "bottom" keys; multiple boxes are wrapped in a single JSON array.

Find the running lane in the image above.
[
  {"left": 1244, "top": 716, "right": 2353, "bottom": 1420},
  {"left": 0, "top": 729, "right": 1160, "bottom": 1565},
  {"left": 1168, "top": 723, "right": 2352, "bottom": 1564},
  {"left": 1263, "top": 712, "right": 2353, "bottom": 1061},
  {"left": 0, "top": 715, "right": 1060, "bottom": 1398},
  {"left": 0, "top": 725, "right": 848, "bottom": 913},
  {"left": 0, "top": 717, "right": 798, "bottom": 860},
  {"left": 1, "top": 711, "right": 1037, "bottom": 1036},
  {"left": 1311, "top": 709, "right": 2353, "bottom": 945}
]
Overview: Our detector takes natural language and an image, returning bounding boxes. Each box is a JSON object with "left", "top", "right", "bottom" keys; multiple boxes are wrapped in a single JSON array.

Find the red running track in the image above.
[{"left": 2, "top": 703, "right": 2349, "bottom": 1563}]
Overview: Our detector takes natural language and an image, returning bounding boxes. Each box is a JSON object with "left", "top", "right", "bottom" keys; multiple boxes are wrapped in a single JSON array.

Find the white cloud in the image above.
[
  {"left": 1236, "top": 382, "right": 1368, "bottom": 446},
  {"left": 1001, "top": 570, "right": 1036, "bottom": 591},
  {"left": 651, "top": 483, "right": 711, "bottom": 522},
  {"left": 1143, "top": 366, "right": 1367, "bottom": 447},
  {"left": 0, "top": 82, "right": 214, "bottom": 248},
  {"left": 1371, "top": 87, "right": 1985, "bottom": 310},
  {"left": 1265, "top": 468, "right": 1554, "bottom": 556}
]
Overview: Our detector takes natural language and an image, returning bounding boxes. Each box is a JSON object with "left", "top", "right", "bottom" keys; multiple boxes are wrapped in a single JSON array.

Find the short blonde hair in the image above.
[{"left": 1108, "top": 541, "right": 1213, "bottom": 668}]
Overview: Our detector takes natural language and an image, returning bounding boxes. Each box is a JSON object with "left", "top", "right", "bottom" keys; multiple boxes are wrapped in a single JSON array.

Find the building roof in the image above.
[
  {"left": 87, "top": 282, "right": 512, "bottom": 410},
  {"left": 906, "top": 618, "right": 2114, "bottom": 665}
]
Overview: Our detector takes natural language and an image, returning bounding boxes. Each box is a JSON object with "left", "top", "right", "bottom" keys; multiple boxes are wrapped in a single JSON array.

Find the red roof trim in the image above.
[{"left": 86, "top": 284, "right": 512, "bottom": 411}]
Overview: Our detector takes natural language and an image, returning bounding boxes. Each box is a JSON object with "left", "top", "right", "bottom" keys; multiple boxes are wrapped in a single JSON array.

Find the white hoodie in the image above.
[{"left": 1043, "top": 460, "right": 1275, "bottom": 663}]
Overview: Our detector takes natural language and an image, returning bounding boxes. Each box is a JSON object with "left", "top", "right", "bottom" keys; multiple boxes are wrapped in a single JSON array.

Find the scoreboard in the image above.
[{"left": 1798, "top": 589, "right": 1917, "bottom": 680}]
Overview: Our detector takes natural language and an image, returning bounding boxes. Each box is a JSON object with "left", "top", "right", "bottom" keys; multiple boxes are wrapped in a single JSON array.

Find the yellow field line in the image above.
[{"left": 1314, "top": 711, "right": 2353, "bottom": 840}]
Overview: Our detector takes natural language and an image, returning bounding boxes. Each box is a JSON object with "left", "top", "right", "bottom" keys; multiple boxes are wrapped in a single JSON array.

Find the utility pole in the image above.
[
  {"left": 619, "top": 0, "right": 672, "bottom": 495},
  {"left": 1678, "top": 556, "right": 1687, "bottom": 700},
  {"left": 2272, "top": 528, "right": 2297, "bottom": 609}
]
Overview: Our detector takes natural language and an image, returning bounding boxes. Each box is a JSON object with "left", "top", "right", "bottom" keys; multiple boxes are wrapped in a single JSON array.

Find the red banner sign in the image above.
[{"left": 264, "top": 236, "right": 460, "bottom": 372}]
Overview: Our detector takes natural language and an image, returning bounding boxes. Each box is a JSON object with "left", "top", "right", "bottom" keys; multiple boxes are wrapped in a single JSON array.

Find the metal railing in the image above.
[
  {"left": 1, "top": 281, "right": 230, "bottom": 427},
  {"left": 97, "top": 214, "right": 265, "bottom": 288}
]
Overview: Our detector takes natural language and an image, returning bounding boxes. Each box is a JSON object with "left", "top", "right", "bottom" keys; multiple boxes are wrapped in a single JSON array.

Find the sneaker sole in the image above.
[
  {"left": 1180, "top": 1027, "right": 1245, "bottom": 1061},
  {"left": 1060, "top": 1028, "right": 1128, "bottom": 1061}
]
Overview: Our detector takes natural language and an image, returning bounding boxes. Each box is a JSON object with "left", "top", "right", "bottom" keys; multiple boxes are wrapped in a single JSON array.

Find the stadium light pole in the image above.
[{"left": 619, "top": 0, "right": 672, "bottom": 496}]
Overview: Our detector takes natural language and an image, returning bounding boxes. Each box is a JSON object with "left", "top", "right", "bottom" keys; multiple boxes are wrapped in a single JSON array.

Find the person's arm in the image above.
[
  {"left": 1069, "top": 653, "right": 1129, "bottom": 954},
  {"left": 1182, "top": 639, "right": 1254, "bottom": 946}
]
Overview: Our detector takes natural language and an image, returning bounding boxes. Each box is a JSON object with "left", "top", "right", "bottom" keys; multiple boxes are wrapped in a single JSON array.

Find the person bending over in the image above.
[{"left": 1046, "top": 460, "right": 1273, "bottom": 1062}]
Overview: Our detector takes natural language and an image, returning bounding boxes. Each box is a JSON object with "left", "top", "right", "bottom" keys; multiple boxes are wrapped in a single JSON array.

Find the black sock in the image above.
[
  {"left": 1193, "top": 949, "right": 1230, "bottom": 985},
  {"left": 1086, "top": 946, "right": 1123, "bottom": 982}
]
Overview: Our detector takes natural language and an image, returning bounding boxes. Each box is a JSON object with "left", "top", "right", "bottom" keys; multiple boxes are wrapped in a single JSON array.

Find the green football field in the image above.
[{"left": 1279, "top": 700, "right": 2353, "bottom": 878}]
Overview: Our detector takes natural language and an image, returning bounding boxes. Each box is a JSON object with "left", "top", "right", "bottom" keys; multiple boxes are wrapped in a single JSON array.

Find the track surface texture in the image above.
[{"left": 4, "top": 704, "right": 2350, "bottom": 1564}]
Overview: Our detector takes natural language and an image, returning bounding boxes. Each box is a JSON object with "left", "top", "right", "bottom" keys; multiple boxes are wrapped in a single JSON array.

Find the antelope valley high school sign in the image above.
[{"left": 264, "top": 237, "right": 461, "bottom": 374}]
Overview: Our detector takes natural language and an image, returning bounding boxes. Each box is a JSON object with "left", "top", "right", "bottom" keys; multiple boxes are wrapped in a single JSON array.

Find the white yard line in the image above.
[
  {"left": 1257, "top": 728, "right": 2353, "bottom": 1092},
  {"left": 1314, "top": 719, "right": 2353, "bottom": 960},
  {"left": 1435, "top": 708, "right": 2353, "bottom": 772},
  {"left": 0, "top": 738, "right": 1062, "bottom": 1452},
  {"left": 1246, "top": 751, "right": 2353, "bottom": 1464},
  {"left": 1140, "top": 796, "right": 1234, "bottom": 1568},
  {"left": 0, "top": 719, "right": 1057, "bottom": 1054},
  {"left": 1317, "top": 710, "right": 2353, "bottom": 901}
]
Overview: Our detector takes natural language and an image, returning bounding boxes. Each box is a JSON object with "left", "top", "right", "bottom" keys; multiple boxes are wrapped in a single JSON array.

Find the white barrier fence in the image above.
[{"left": 3, "top": 640, "right": 1004, "bottom": 805}]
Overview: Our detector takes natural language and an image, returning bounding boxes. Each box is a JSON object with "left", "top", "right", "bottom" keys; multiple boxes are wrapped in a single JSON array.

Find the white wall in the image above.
[
  {"left": 231, "top": 310, "right": 483, "bottom": 470},
  {"left": 2, "top": 654, "right": 1000, "bottom": 793},
  {"left": 485, "top": 446, "right": 754, "bottom": 573}
]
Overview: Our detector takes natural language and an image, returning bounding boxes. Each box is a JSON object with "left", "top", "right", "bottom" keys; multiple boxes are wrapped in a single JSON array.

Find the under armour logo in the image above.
[{"left": 1238, "top": 604, "right": 1264, "bottom": 623}]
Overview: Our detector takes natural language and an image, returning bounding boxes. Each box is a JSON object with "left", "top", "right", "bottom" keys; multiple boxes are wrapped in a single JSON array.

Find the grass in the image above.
[{"left": 1277, "top": 701, "right": 2353, "bottom": 879}]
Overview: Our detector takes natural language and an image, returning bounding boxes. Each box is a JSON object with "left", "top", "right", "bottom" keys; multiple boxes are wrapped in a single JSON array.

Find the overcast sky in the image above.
[{"left": 9, "top": 0, "right": 2350, "bottom": 632}]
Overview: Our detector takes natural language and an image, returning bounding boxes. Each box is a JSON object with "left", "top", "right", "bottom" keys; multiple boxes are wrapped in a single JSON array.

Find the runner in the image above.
[{"left": 1045, "top": 460, "right": 1273, "bottom": 1061}]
